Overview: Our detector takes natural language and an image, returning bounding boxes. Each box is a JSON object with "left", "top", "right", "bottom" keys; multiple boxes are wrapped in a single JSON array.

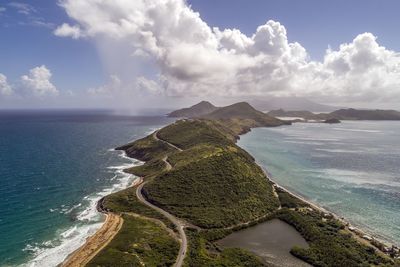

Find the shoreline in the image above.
[
  {"left": 62, "top": 124, "right": 399, "bottom": 266},
  {"left": 55, "top": 150, "right": 139, "bottom": 267},
  {"left": 258, "top": 165, "right": 398, "bottom": 256},
  {"left": 61, "top": 177, "right": 143, "bottom": 267}
]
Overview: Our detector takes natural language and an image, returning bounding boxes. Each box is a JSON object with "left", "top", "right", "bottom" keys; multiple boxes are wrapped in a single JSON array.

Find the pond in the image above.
[{"left": 217, "top": 219, "right": 310, "bottom": 267}]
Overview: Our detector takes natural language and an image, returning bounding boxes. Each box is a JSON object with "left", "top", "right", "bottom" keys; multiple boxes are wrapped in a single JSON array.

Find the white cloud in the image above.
[
  {"left": 54, "top": 23, "right": 83, "bottom": 39},
  {"left": 0, "top": 6, "right": 6, "bottom": 13},
  {"left": 88, "top": 75, "right": 164, "bottom": 98},
  {"left": 21, "top": 65, "right": 59, "bottom": 96},
  {"left": 56, "top": 0, "right": 400, "bottom": 105},
  {"left": 8, "top": 2, "right": 36, "bottom": 15},
  {"left": 88, "top": 75, "right": 122, "bottom": 96},
  {"left": 0, "top": 74, "right": 13, "bottom": 96}
]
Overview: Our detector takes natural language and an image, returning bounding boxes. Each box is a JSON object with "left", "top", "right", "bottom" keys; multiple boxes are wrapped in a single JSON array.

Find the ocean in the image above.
[
  {"left": 238, "top": 121, "right": 400, "bottom": 246},
  {"left": 0, "top": 111, "right": 174, "bottom": 266}
]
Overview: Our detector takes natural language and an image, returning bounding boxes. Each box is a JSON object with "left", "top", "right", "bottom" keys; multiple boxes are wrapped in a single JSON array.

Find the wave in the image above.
[{"left": 21, "top": 150, "right": 139, "bottom": 267}]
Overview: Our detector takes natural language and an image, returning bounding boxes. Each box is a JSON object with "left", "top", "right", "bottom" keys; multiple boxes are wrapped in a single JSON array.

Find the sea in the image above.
[
  {"left": 238, "top": 121, "right": 400, "bottom": 246},
  {"left": 0, "top": 111, "right": 174, "bottom": 266}
]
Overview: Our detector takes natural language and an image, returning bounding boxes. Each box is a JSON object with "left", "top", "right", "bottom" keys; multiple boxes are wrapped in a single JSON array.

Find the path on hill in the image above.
[
  {"left": 136, "top": 179, "right": 187, "bottom": 267},
  {"left": 133, "top": 131, "right": 187, "bottom": 267},
  {"left": 153, "top": 131, "right": 183, "bottom": 152}
]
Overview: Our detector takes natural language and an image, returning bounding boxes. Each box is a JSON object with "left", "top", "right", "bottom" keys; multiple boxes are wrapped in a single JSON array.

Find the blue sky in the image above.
[{"left": 1, "top": 0, "right": 400, "bottom": 108}]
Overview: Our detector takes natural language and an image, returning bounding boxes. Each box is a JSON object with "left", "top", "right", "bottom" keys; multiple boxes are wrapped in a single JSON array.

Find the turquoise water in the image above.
[
  {"left": 238, "top": 121, "right": 400, "bottom": 245},
  {"left": 0, "top": 111, "right": 173, "bottom": 266}
]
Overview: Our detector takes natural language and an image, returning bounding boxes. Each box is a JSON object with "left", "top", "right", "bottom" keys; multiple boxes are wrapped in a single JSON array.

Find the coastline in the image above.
[
  {"left": 22, "top": 149, "right": 138, "bottom": 267},
  {"left": 258, "top": 164, "right": 398, "bottom": 256},
  {"left": 61, "top": 123, "right": 399, "bottom": 266},
  {"left": 61, "top": 177, "right": 143, "bottom": 267}
]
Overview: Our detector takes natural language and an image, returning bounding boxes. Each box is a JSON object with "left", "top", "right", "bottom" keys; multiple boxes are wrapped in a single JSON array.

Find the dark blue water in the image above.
[
  {"left": 0, "top": 111, "right": 173, "bottom": 266},
  {"left": 238, "top": 121, "right": 400, "bottom": 246}
]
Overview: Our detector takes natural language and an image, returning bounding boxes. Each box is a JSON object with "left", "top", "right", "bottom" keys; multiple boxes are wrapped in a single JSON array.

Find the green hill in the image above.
[
  {"left": 168, "top": 101, "right": 219, "bottom": 118},
  {"left": 204, "top": 102, "right": 287, "bottom": 126},
  {"left": 143, "top": 119, "right": 280, "bottom": 228}
]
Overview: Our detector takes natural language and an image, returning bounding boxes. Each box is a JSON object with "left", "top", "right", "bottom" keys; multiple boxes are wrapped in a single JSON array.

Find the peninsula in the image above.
[{"left": 65, "top": 102, "right": 399, "bottom": 267}]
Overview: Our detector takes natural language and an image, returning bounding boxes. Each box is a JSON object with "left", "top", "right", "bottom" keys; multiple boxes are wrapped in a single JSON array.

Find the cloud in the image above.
[
  {"left": 8, "top": 2, "right": 36, "bottom": 15},
  {"left": 0, "top": 6, "right": 6, "bottom": 13},
  {"left": 88, "top": 75, "right": 164, "bottom": 98},
  {"left": 56, "top": 0, "right": 400, "bottom": 105},
  {"left": 54, "top": 23, "right": 82, "bottom": 39},
  {"left": 21, "top": 65, "right": 59, "bottom": 96},
  {"left": 0, "top": 73, "right": 13, "bottom": 96}
]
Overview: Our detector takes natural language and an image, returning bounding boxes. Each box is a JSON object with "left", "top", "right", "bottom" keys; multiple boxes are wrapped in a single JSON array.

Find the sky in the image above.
[{"left": 1, "top": 0, "right": 400, "bottom": 110}]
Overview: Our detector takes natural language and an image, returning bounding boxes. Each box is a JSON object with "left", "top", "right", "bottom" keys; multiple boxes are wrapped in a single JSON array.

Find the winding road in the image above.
[
  {"left": 134, "top": 131, "right": 187, "bottom": 267},
  {"left": 136, "top": 180, "right": 187, "bottom": 267}
]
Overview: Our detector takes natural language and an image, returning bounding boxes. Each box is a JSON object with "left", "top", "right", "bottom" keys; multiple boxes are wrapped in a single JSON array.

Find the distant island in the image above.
[
  {"left": 267, "top": 108, "right": 400, "bottom": 122},
  {"left": 63, "top": 102, "right": 399, "bottom": 267}
]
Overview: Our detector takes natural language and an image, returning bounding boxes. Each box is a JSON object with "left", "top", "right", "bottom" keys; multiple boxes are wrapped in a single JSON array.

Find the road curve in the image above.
[
  {"left": 153, "top": 131, "right": 183, "bottom": 152},
  {"left": 136, "top": 181, "right": 187, "bottom": 267}
]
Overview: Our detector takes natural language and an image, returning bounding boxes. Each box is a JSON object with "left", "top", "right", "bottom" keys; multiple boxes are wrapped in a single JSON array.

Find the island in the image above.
[
  {"left": 267, "top": 108, "right": 400, "bottom": 122},
  {"left": 63, "top": 101, "right": 399, "bottom": 267}
]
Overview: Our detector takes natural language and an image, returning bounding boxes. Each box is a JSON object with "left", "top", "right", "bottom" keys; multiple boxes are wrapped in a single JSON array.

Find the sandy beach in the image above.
[
  {"left": 61, "top": 176, "right": 143, "bottom": 267},
  {"left": 61, "top": 213, "right": 123, "bottom": 267}
]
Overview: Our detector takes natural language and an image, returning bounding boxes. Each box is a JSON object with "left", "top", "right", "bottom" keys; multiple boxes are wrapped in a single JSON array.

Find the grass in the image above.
[
  {"left": 103, "top": 185, "right": 175, "bottom": 230},
  {"left": 87, "top": 214, "right": 179, "bottom": 267},
  {"left": 143, "top": 149, "right": 279, "bottom": 228},
  {"left": 157, "top": 120, "right": 232, "bottom": 149},
  {"left": 116, "top": 134, "right": 176, "bottom": 161}
]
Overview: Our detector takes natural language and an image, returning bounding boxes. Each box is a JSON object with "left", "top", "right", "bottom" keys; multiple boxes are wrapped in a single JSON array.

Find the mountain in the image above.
[
  {"left": 204, "top": 102, "right": 285, "bottom": 126},
  {"left": 168, "top": 101, "right": 219, "bottom": 118},
  {"left": 329, "top": 108, "right": 400, "bottom": 120},
  {"left": 249, "top": 97, "right": 340, "bottom": 112}
]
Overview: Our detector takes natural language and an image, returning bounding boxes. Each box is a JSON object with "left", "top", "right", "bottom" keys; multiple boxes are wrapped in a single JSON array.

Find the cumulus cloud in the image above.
[
  {"left": 55, "top": 0, "right": 400, "bottom": 104},
  {"left": 0, "top": 74, "right": 13, "bottom": 96},
  {"left": 54, "top": 23, "right": 83, "bottom": 39},
  {"left": 21, "top": 65, "right": 59, "bottom": 96}
]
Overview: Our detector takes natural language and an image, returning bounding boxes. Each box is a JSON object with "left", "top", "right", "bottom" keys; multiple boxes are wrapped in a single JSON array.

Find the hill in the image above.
[
  {"left": 168, "top": 101, "right": 219, "bottom": 118},
  {"left": 249, "top": 97, "right": 340, "bottom": 112},
  {"left": 204, "top": 102, "right": 284, "bottom": 125},
  {"left": 329, "top": 108, "right": 400, "bottom": 120}
]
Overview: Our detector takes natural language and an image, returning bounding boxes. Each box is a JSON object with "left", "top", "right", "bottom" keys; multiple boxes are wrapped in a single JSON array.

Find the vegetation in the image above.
[
  {"left": 184, "top": 229, "right": 266, "bottom": 267},
  {"left": 103, "top": 185, "right": 175, "bottom": 230},
  {"left": 203, "top": 102, "right": 286, "bottom": 127},
  {"left": 116, "top": 134, "right": 175, "bottom": 161},
  {"left": 143, "top": 149, "right": 279, "bottom": 228},
  {"left": 168, "top": 101, "right": 219, "bottom": 118},
  {"left": 276, "top": 208, "right": 392, "bottom": 267},
  {"left": 99, "top": 102, "right": 396, "bottom": 266},
  {"left": 157, "top": 120, "right": 232, "bottom": 149},
  {"left": 125, "top": 159, "right": 166, "bottom": 177},
  {"left": 87, "top": 214, "right": 179, "bottom": 267},
  {"left": 276, "top": 187, "right": 310, "bottom": 209}
]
